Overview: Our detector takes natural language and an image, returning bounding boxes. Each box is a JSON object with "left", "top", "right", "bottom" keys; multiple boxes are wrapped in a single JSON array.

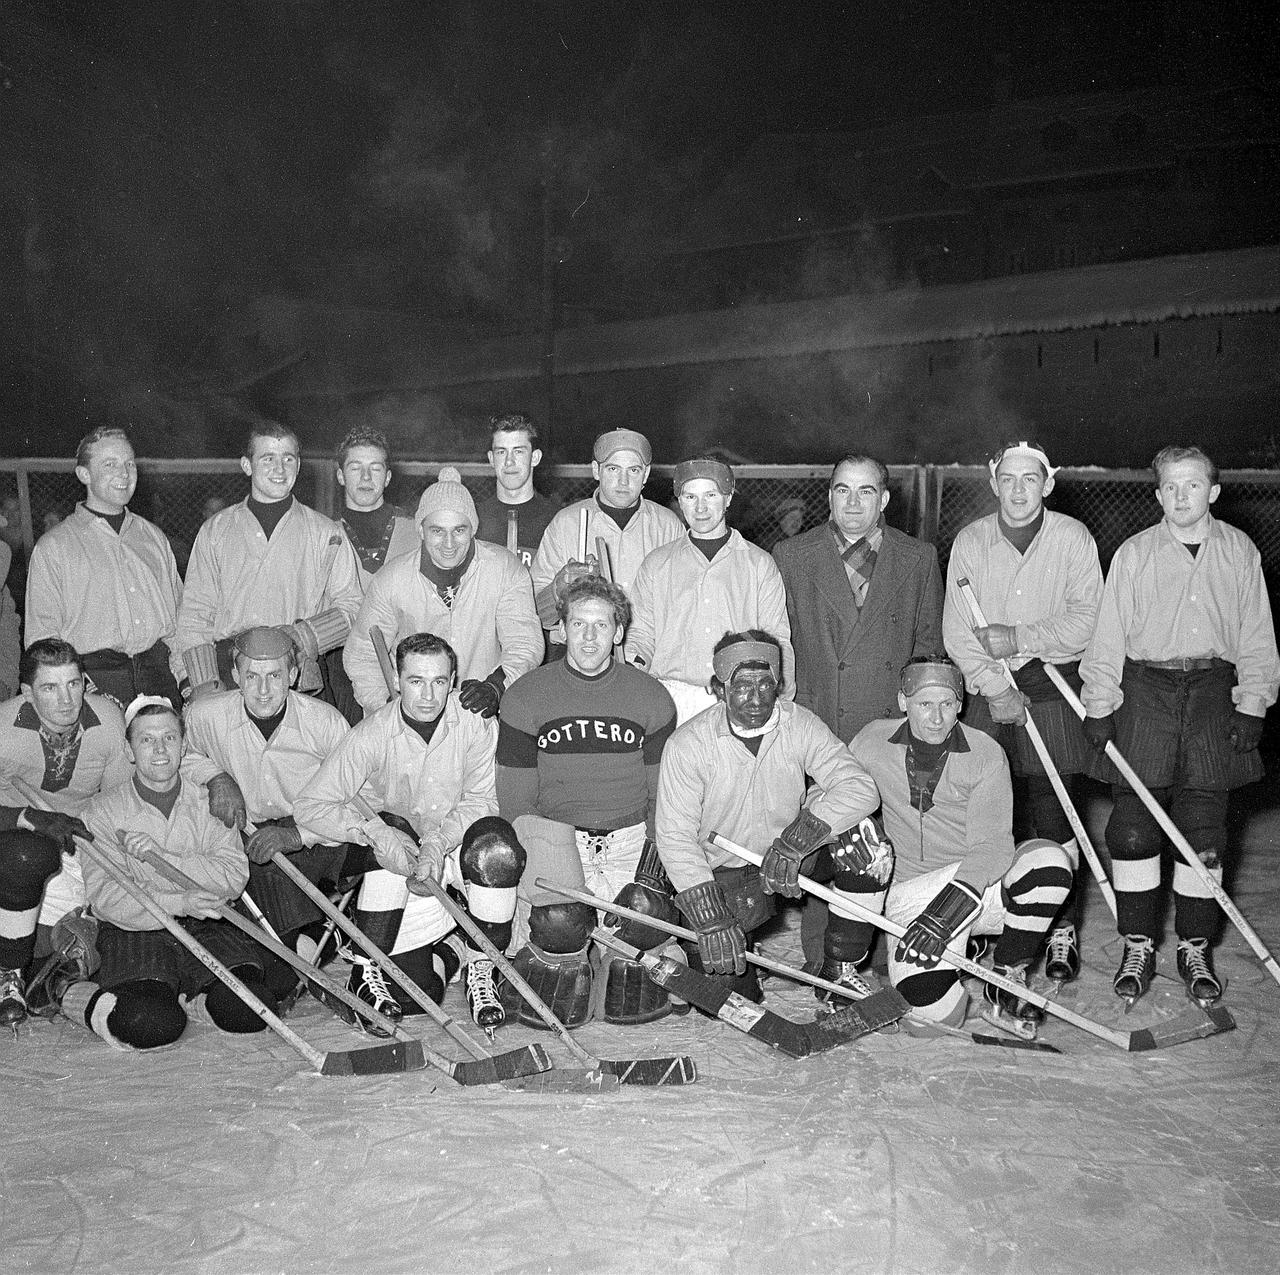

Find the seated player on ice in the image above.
[{"left": 849, "top": 656, "right": 1073, "bottom": 1036}]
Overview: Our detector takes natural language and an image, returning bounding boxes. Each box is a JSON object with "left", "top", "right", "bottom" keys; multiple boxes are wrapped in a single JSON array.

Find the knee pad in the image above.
[
  {"left": 1172, "top": 789, "right": 1229, "bottom": 868},
  {"left": 205, "top": 967, "right": 276, "bottom": 1034},
  {"left": 101, "top": 979, "right": 187, "bottom": 1050},
  {"left": 528, "top": 901, "right": 596, "bottom": 955},
  {"left": 1106, "top": 794, "right": 1165, "bottom": 861},
  {"left": 895, "top": 968, "right": 962, "bottom": 1012},
  {"left": 460, "top": 816, "right": 527, "bottom": 888},
  {"left": 0, "top": 830, "right": 63, "bottom": 909}
]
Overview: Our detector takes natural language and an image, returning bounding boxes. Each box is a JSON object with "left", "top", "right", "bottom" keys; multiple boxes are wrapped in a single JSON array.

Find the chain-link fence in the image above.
[{"left": 2, "top": 458, "right": 1277, "bottom": 600}]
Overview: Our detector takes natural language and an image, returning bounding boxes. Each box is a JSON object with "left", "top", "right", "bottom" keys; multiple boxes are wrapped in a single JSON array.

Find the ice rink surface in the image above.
[{"left": 5, "top": 780, "right": 1280, "bottom": 1275}]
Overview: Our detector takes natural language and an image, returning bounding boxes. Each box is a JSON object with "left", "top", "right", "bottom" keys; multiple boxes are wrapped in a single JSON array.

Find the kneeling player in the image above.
[
  {"left": 655, "top": 630, "right": 880, "bottom": 1004},
  {"left": 850, "top": 657, "right": 1073, "bottom": 1035},
  {"left": 59, "top": 699, "right": 278, "bottom": 1050},
  {"left": 495, "top": 576, "right": 681, "bottom": 1028}
]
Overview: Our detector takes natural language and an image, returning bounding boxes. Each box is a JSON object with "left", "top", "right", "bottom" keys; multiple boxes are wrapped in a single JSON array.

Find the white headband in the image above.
[
  {"left": 124, "top": 694, "right": 177, "bottom": 732},
  {"left": 988, "top": 442, "right": 1058, "bottom": 480}
]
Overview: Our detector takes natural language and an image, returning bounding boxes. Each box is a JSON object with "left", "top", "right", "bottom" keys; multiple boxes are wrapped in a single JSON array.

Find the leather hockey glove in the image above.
[
  {"left": 987, "top": 685, "right": 1028, "bottom": 727},
  {"left": 676, "top": 879, "right": 747, "bottom": 976},
  {"left": 21, "top": 808, "right": 90, "bottom": 855},
  {"left": 359, "top": 818, "right": 419, "bottom": 878},
  {"left": 207, "top": 773, "right": 247, "bottom": 831},
  {"left": 607, "top": 841, "right": 679, "bottom": 950},
  {"left": 1227, "top": 710, "right": 1264, "bottom": 754},
  {"left": 895, "top": 879, "right": 984, "bottom": 968},
  {"left": 975, "top": 623, "right": 1019, "bottom": 660},
  {"left": 245, "top": 823, "right": 303, "bottom": 865},
  {"left": 1083, "top": 713, "right": 1117, "bottom": 752},
  {"left": 458, "top": 670, "right": 504, "bottom": 718},
  {"left": 831, "top": 815, "right": 894, "bottom": 885},
  {"left": 761, "top": 808, "right": 832, "bottom": 897}
]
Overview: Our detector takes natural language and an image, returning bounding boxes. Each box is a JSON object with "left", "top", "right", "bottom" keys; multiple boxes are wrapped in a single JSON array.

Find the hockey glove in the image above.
[
  {"left": 987, "top": 685, "right": 1028, "bottom": 727},
  {"left": 975, "top": 623, "right": 1019, "bottom": 660},
  {"left": 831, "top": 815, "right": 894, "bottom": 885},
  {"left": 458, "top": 670, "right": 504, "bottom": 718},
  {"left": 895, "top": 879, "right": 984, "bottom": 968},
  {"left": 206, "top": 773, "right": 247, "bottom": 831},
  {"left": 21, "top": 808, "right": 90, "bottom": 855},
  {"left": 245, "top": 823, "right": 303, "bottom": 865},
  {"left": 1083, "top": 713, "right": 1117, "bottom": 752},
  {"left": 676, "top": 879, "right": 747, "bottom": 976},
  {"left": 761, "top": 808, "right": 832, "bottom": 897},
  {"left": 359, "top": 818, "right": 419, "bottom": 878},
  {"left": 1227, "top": 710, "right": 1264, "bottom": 754}
]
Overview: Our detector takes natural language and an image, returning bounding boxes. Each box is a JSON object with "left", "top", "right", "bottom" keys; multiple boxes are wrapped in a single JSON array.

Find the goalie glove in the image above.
[
  {"left": 895, "top": 879, "right": 983, "bottom": 968},
  {"left": 760, "top": 808, "right": 832, "bottom": 897},
  {"left": 675, "top": 879, "right": 747, "bottom": 976}
]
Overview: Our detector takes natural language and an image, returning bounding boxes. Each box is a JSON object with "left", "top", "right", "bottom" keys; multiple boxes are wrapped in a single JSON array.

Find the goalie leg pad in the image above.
[
  {"left": 499, "top": 941, "right": 594, "bottom": 1029},
  {"left": 590, "top": 943, "right": 673, "bottom": 1025}
]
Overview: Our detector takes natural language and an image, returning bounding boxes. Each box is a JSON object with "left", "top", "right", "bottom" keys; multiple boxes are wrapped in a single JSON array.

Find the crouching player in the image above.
[
  {"left": 850, "top": 656, "right": 1073, "bottom": 1037},
  {"left": 655, "top": 630, "right": 880, "bottom": 1004},
  {"left": 56, "top": 698, "right": 277, "bottom": 1050}
]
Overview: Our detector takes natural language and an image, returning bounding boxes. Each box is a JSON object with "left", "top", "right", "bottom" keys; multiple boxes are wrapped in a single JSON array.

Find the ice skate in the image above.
[
  {"left": 1044, "top": 924, "right": 1080, "bottom": 988},
  {"left": 466, "top": 956, "right": 505, "bottom": 1040},
  {"left": 813, "top": 958, "right": 879, "bottom": 1015},
  {"left": 981, "top": 963, "right": 1044, "bottom": 1040},
  {"left": 317, "top": 951, "right": 401, "bottom": 1037},
  {"left": 1113, "top": 934, "right": 1156, "bottom": 1009},
  {"left": 1176, "top": 938, "right": 1222, "bottom": 1007},
  {"left": 0, "top": 968, "right": 27, "bottom": 1032}
]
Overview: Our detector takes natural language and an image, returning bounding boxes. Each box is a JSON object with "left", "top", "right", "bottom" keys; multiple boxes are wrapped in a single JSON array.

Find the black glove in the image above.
[
  {"left": 1083, "top": 713, "right": 1117, "bottom": 752},
  {"left": 676, "top": 880, "right": 747, "bottom": 976},
  {"left": 606, "top": 840, "right": 678, "bottom": 949},
  {"left": 831, "top": 815, "right": 894, "bottom": 884},
  {"left": 895, "top": 879, "right": 984, "bottom": 968},
  {"left": 458, "top": 678, "right": 501, "bottom": 718},
  {"left": 1227, "top": 710, "right": 1264, "bottom": 754},
  {"left": 207, "top": 773, "right": 247, "bottom": 830},
  {"left": 245, "top": 823, "right": 303, "bottom": 865},
  {"left": 760, "top": 808, "right": 832, "bottom": 897},
  {"left": 22, "top": 807, "right": 90, "bottom": 854}
]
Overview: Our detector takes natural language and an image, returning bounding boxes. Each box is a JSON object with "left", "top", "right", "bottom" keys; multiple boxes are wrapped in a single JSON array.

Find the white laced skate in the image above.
[
  {"left": 814, "top": 959, "right": 878, "bottom": 1014},
  {"left": 465, "top": 956, "right": 506, "bottom": 1038},
  {"left": 1176, "top": 938, "right": 1222, "bottom": 1007},
  {"left": 339, "top": 952, "right": 402, "bottom": 1037},
  {"left": 1044, "top": 925, "right": 1080, "bottom": 986},
  {"left": 981, "top": 963, "right": 1044, "bottom": 1040},
  {"left": 1113, "top": 934, "right": 1156, "bottom": 1008}
]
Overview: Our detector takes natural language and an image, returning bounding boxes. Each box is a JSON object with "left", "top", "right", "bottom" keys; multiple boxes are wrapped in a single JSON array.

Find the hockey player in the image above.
[
  {"left": 343, "top": 467, "right": 543, "bottom": 719},
  {"left": 294, "top": 633, "right": 509, "bottom": 1029},
  {"left": 1080, "top": 445, "right": 1278, "bottom": 1006},
  {"left": 25, "top": 427, "right": 183, "bottom": 709},
  {"left": 182, "top": 627, "right": 383, "bottom": 1011},
  {"left": 654, "top": 630, "right": 880, "bottom": 1004},
  {"left": 60, "top": 698, "right": 278, "bottom": 1050},
  {"left": 495, "top": 575, "right": 679, "bottom": 1026},
  {"left": 529, "top": 429, "right": 683, "bottom": 651},
  {"left": 475, "top": 412, "right": 560, "bottom": 569},
  {"left": 849, "top": 656, "right": 1073, "bottom": 1034},
  {"left": 627, "top": 456, "right": 794, "bottom": 724},
  {"left": 172, "top": 421, "right": 363, "bottom": 705},
  {"left": 0, "top": 639, "right": 131, "bottom": 1026},
  {"left": 943, "top": 440, "right": 1102, "bottom": 985}
]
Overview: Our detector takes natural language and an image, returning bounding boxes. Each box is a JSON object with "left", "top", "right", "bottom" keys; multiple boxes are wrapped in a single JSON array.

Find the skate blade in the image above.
[
  {"left": 979, "top": 1004, "right": 1040, "bottom": 1042},
  {"left": 319, "top": 1039, "right": 430, "bottom": 1076},
  {"left": 449, "top": 1043, "right": 554, "bottom": 1085},
  {"left": 501, "top": 1067, "right": 622, "bottom": 1093},
  {"left": 1126, "top": 1004, "right": 1236, "bottom": 1053},
  {"left": 598, "top": 1055, "right": 698, "bottom": 1086}
]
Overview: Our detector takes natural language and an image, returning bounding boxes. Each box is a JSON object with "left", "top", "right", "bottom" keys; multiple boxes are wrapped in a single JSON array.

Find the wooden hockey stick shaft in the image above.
[
  {"left": 577, "top": 507, "right": 590, "bottom": 563},
  {"left": 1044, "top": 662, "right": 1280, "bottom": 990},
  {"left": 956, "top": 577, "right": 1117, "bottom": 917},
  {"left": 370, "top": 625, "right": 398, "bottom": 700},
  {"left": 595, "top": 537, "right": 613, "bottom": 582},
  {"left": 73, "top": 836, "right": 328, "bottom": 1071},
  {"left": 708, "top": 831, "right": 1137, "bottom": 1049}
]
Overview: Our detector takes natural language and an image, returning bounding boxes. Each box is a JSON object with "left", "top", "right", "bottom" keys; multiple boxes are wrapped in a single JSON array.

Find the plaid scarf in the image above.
[
  {"left": 831, "top": 516, "right": 884, "bottom": 608},
  {"left": 38, "top": 723, "right": 83, "bottom": 793}
]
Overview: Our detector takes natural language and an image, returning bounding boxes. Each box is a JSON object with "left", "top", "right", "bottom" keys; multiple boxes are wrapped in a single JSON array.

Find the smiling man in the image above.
[
  {"left": 475, "top": 412, "right": 560, "bottom": 568},
  {"left": 1081, "top": 445, "right": 1279, "bottom": 1007},
  {"left": 943, "top": 440, "right": 1102, "bottom": 985},
  {"left": 494, "top": 576, "right": 678, "bottom": 1027},
  {"left": 26, "top": 427, "right": 183, "bottom": 710},
  {"left": 628, "top": 456, "right": 794, "bottom": 724},
  {"left": 654, "top": 630, "right": 879, "bottom": 1005},
  {"left": 344, "top": 466, "right": 542, "bottom": 717},
  {"left": 173, "top": 421, "right": 363, "bottom": 705}
]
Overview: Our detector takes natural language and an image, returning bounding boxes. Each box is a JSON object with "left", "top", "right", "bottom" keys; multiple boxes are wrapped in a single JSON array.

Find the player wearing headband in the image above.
[
  {"left": 654, "top": 630, "right": 879, "bottom": 1004},
  {"left": 942, "top": 440, "right": 1101, "bottom": 986},
  {"left": 849, "top": 656, "right": 1073, "bottom": 1037}
]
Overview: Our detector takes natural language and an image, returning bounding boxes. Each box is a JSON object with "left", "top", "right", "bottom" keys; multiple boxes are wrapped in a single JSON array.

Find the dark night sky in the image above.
[{"left": 1, "top": 0, "right": 1276, "bottom": 445}]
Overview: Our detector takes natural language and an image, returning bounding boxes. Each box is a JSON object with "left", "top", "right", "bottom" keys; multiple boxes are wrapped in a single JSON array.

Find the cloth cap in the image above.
[
  {"left": 592, "top": 429, "right": 652, "bottom": 466},
  {"left": 415, "top": 466, "right": 479, "bottom": 531},
  {"left": 674, "top": 458, "right": 735, "bottom": 497},
  {"left": 900, "top": 659, "right": 964, "bottom": 699},
  {"left": 123, "top": 694, "right": 178, "bottom": 733},
  {"left": 988, "top": 441, "right": 1058, "bottom": 480},
  {"left": 234, "top": 626, "right": 295, "bottom": 662},
  {"left": 713, "top": 639, "right": 781, "bottom": 684}
]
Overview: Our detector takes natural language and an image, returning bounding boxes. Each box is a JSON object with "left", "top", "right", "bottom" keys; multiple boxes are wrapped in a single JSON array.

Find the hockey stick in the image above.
[
  {"left": 595, "top": 537, "right": 613, "bottom": 582},
  {"left": 71, "top": 835, "right": 401, "bottom": 1077},
  {"left": 536, "top": 879, "right": 910, "bottom": 1052},
  {"left": 133, "top": 848, "right": 451, "bottom": 1080},
  {"left": 269, "top": 851, "right": 554, "bottom": 1084},
  {"left": 708, "top": 832, "right": 1234, "bottom": 1052},
  {"left": 577, "top": 507, "right": 590, "bottom": 563},
  {"left": 956, "top": 577, "right": 1117, "bottom": 918},
  {"left": 411, "top": 874, "right": 695, "bottom": 1086},
  {"left": 1044, "top": 662, "right": 1280, "bottom": 992}
]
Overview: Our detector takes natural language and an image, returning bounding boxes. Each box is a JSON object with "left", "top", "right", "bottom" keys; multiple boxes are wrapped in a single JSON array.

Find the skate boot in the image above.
[
  {"left": 813, "top": 958, "right": 878, "bottom": 1015},
  {"left": 0, "top": 968, "right": 26, "bottom": 1030},
  {"left": 1044, "top": 924, "right": 1080, "bottom": 987},
  {"left": 1176, "top": 938, "right": 1222, "bottom": 1007},
  {"left": 982, "top": 963, "right": 1044, "bottom": 1039},
  {"left": 1113, "top": 934, "right": 1156, "bottom": 1008},
  {"left": 327, "top": 952, "right": 401, "bottom": 1037},
  {"left": 465, "top": 956, "right": 505, "bottom": 1038},
  {"left": 29, "top": 908, "right": 101, "bottom": 1016}
]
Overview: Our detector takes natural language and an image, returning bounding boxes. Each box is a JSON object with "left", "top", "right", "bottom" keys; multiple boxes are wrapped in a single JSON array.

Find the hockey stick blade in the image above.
[
  {"left": 598, "top": 1055, "right": 698, "bottom": 1085},
  {"left": 502, "top": 1069, "right": 621, "bottom": 1093},
  {"left": 904, "top": 1018, "right": 1064, "bottom": 1053},
  {"left": 320, "top": 1039, "right": 431, "bottom": 1076},
  {"left": 449, "top": 1043, "right": 556, "bottom": 1085},
  {"left": 1126, "top": 1004, "right": 1236, "bottom": 1053},
  {"left": 804, "top": 987, "right": 910, "bottom": 1053}
]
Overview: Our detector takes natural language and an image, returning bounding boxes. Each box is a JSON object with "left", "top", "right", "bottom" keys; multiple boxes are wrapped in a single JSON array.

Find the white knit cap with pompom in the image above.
[{"left": 415, "top": 464, "right": 478, "bottom": 530}]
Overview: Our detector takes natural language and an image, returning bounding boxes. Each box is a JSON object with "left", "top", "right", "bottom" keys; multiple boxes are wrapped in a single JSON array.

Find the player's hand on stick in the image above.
[
  {"left": 895, "top": 879, "right": 983, "bottom": 968},
  {"left": 831, "top": 815, "right": 894, "bottom": 885},
  {"left": 760, "top": 808, "right": 832, "bottom": 897},
  {"left": 19, "top": 807, "right": 90, "bottom": 854},
  {"left": 245, "top": 823, "right": 303, "bottom": 865},
  {"left": 975, "top": 623, "right": 1019, "bottom": 660},
  {"left": 1083, "top": 713, "right": 1117, "bottom": 752},
  {"left": 358, "top": 818, "right": 419, "bottom": 877},
  {"left": 675, "top": 880, "right": 747, "bottom": 976},
  {"left": 987, "top": 685, "right": 1028, "bottom": 726}
]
